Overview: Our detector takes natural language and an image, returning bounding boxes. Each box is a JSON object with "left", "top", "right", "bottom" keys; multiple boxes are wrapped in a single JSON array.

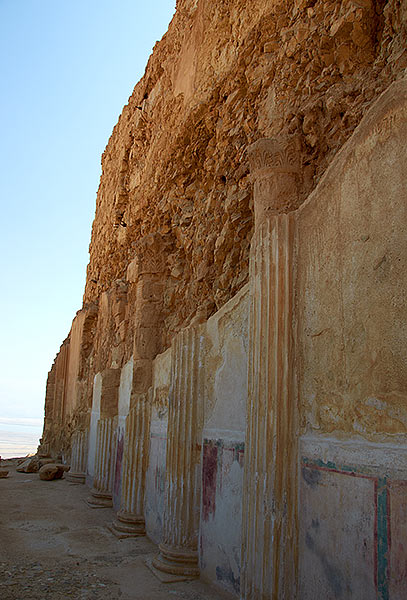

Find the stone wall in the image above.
[
  {"left": 41, "top": 0, "right": 407, "bottom": 461},
  {"left": 39, "top": 1, "right": 407, "bottom": 598}
]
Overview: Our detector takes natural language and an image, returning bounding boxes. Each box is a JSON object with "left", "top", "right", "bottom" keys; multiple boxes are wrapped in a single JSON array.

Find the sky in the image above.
[{"left": 0, "top": 0, "right": 176, "bottom": 458}]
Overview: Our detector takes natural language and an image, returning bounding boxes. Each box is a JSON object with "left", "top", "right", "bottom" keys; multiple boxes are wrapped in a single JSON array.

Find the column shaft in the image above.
[
  {"left": 110, "top": 394, "right": 151, "bottom": 537},
  {"left": 242, "top": 216, "right": 297, "bottom": 599},
  {"left": 153, "top": 327, "right": 203, "bottom": 577},
  {"left": 67, "top": 429, "right": 88, "bottom": 483},
  {"left": 87, "top": 416, "right": 117, "bottom": 508}
]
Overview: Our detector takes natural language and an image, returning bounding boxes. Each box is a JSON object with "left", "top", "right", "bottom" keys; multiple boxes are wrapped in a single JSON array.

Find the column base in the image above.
[
  {"left": 108, "top": 510, "right": 145, "bottom": 538},
  {"left": 85, "top": 489, "right": 113, "bottom": 508},
  {"left": 66, "top": 471, "right": 86, "bottom": 484},
  {"left": 152, "top": 543, "right": 199, "bottom": 578}
]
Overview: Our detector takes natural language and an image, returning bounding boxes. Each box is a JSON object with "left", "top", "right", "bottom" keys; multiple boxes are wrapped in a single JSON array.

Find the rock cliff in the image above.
[{"left": 85, "top": 0, "right": 406, "bottom": 348}]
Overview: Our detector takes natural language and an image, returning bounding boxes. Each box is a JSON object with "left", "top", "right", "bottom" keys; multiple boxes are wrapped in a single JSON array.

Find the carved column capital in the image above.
[
  {"left": 134, "top": 232, "right": 166, "bottom": 277},
  {"left": 247, "top": 135, "right": 302, "bottom": 227}
]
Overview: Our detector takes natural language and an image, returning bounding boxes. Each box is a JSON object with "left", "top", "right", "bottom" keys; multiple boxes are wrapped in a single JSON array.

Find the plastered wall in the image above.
[
  {"left": 113, "top": 358, "right": 133, "bottom": 510},
  {"left": 295, "top": 78, "right": 407, "bottom": 599},
  {"left": 200, "top": 285, "right": 249, "bottom": 595},
  {"left": 144, "top": 285, "right": 249, "bottom": 589},
  {"left": 145, "top": 347, "right": 171, "bottom": 543}
]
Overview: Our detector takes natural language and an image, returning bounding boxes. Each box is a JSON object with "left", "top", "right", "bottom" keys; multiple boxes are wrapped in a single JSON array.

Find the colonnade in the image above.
[{"left": 80, "top": 135, "right": 300, "bottom": 596}]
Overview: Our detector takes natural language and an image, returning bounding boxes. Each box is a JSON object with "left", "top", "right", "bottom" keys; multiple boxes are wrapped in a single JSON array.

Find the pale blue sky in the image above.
[{"left": 0, "top": 0, "right": 176, "bottom": 456}]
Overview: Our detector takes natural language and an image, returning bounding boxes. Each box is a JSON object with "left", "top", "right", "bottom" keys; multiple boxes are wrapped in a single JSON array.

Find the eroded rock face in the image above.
[{"left": 84, "top": 0, "right": 407, "bottom": 346}]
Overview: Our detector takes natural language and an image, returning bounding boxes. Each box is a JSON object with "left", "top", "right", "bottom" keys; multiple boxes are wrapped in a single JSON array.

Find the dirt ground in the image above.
[{"left": 0, "top": 459, "right": 231, "bottom": 600}]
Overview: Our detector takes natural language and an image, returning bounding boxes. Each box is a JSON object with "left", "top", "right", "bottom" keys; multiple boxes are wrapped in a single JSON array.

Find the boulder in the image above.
[
  {"left": 39, "top": 458, "right": 55, "bottom": 468},
  {"left": 16, "top": 456, "right": 40, "bottom": 473},
  {"left": 0, "top": 470, "right": 9, "bottom": 478},
  {"left": 38, "top": 463, "right": 69, "bottom": 481}
]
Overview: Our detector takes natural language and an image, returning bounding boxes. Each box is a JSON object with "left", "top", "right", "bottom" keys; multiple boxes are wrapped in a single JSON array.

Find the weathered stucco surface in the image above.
[
  {"left": 200, "top": 285, "right": 248, "bottom": 595},
  {"left": 297, "top": 77, "right": 407, "bottom": 440},
  {"left": 145, "top": 347, "right": 171, "bottom": 544}
]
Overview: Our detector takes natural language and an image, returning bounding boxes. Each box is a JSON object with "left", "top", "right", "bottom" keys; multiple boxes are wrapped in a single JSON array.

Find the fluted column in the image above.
[
  {"left": 87, "top": 416, "right": 117, "bottom": 507},
  {"left": 152, "top": 327, "right": 203, "bottom": 578},
  {"left": 241, "top": 136, "right": 301, "bottom": 599},
  {"left": 109, "top": 232, "right": 166, "bottom": 534},
  {"left": 66, "top": 429, "right": 88, "bottom": 483},
  {"left": 110, "top": 393, "right": 151, "bottom": 537}
]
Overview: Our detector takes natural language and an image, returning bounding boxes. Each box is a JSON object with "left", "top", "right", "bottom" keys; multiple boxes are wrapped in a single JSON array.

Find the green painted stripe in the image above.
[
  {"left": 302, "top": 457, "right": 390, "bottom": 599},
  {"left": 377, "top": 477, "right": 389, "bottom": 600}
]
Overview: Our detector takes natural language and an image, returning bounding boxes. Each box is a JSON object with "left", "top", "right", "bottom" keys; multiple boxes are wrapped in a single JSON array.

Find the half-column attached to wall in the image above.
[
  {"left": 241, "top": 136, "right": 301, "bottom": 600},
  {"left": 110, "top": 233, "right": 166, "bottom": 536},
  {"left": 110, "top": 393, "right": 151, "bottom": 536},
  {"left": 66, "top": 429, "right": 89, "bottom": 484},
  {"left": 87, "top": 368, "right": 120, "bottom": 508},
  {"left": 152, "top": 326, "right": 204, "bottom": 578}
]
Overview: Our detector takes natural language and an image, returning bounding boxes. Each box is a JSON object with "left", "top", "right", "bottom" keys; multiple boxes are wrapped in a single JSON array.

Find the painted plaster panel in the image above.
[
  {"left": 86, "top": 372, "right": 102, "bottom": 485},
  {"left": 200, "top": 439, "right": 244, "bottom": 595},
  {"left": 300, "top": 436, "right": 407, "bottom": 600},
  {"left": 113, "top": 358, "right": 133, "bottom": 510},
  {"left": 300, "top": 461, "right": 376, "bottom": 599},
  {"left": 389, "top": 481, "right": 407, "bottom": 600},
  {"left": 145, "top": 346, "right": 171, "bottom": 544},
  {"left": 200, "top": 286, "right": 248, "bottom": 595}
]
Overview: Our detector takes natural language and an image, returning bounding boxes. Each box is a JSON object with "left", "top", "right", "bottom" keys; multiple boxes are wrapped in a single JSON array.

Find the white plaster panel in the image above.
[
  {"left": 118, "top": 357, "right": 133, "bottom": 418},
  {"left": 87, "top": 372, "right": 102, "bottom": 483},
  {"left": 299, "top": 464, "right": 376, "bottom": 599},
  {"left": 204, "top": 285, "right": 249, "bottom": 435},
  {"left": 199, "top": 285, "right": 249, "bottom": 595}
]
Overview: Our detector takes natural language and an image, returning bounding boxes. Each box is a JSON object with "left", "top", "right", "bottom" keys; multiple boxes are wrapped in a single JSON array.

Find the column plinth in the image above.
[{"left": 153, "top": 543, "right": 200, "bottom": 577}]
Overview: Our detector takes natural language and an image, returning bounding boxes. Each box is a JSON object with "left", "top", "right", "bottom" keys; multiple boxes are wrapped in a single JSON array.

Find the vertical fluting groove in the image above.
[
  {"left": 95, "top": 420, "right": 102, "bottom": 489},
  {"left": 122, "top": 413, "right": 130, "bottom": 511},
  {"left": 134, "top": 406, "right": 140, "bottom": 511},
  {"left": 242, "top": 214, "right": 297, "bottom": 600}
]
